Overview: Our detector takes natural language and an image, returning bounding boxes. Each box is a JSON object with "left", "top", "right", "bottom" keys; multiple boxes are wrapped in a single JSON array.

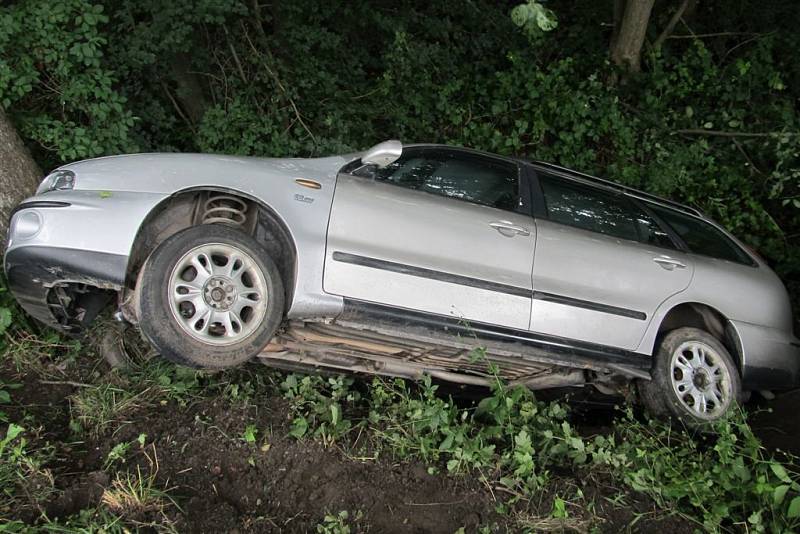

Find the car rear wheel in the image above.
[
  {"left": 137, "top": 224, "right": 284, "bottom": 369},
  {"left": 639, "top": 327, "right": 742, "bottom": 427}
]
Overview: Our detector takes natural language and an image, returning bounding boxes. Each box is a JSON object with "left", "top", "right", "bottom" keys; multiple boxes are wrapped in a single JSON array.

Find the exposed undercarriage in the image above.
[{"left": 260, "top": 318, "right": 639, "bottom": 395}]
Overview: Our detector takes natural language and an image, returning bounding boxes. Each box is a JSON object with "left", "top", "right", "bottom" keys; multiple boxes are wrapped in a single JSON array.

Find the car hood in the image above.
[{"left": 59, "top": 152, "right": 357, "bottom": 194}]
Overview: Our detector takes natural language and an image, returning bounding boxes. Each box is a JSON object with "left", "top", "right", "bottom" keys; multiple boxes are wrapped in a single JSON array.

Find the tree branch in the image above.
[
  {"left": 654, "top": 0, "right": 692, "bottom": 50},
  {"left": 223, "top": 26, "right": 248, "bottom": 83},
  {"left": 675, "top": 129, "right": 790, "bottom": 138},
  {"left": 39, "top": 380, "right": 94, "bottom": 388},
  {"left": 668, "top": 31, "right": 765, "bottom": 39},
  {"left": 241, "top": 26, "right": 316, "bottom": 145},
  {"left": 161, "top": 81, "right": 196, "bottom": 133},
  {"left": 732, "top": 138, "right": 764, "bottom": 175}
]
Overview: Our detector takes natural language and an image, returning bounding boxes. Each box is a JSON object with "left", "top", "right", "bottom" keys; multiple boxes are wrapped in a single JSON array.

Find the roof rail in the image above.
[{"left": 529, "top": 161, "right": 703, "bottom": 217}]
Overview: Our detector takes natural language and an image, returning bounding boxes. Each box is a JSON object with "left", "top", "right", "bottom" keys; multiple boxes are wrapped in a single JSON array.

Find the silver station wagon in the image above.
[{"left": 5, "top": 140, "right": 799, "bottom": 425}]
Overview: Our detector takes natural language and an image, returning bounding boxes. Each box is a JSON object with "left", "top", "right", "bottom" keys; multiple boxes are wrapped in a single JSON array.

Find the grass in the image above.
[
  {"left": 70, "top": 383, "right": 153, "bottom": 438},
  {"left": 281, "top": 365, "right": 800, "bottom": 533},
  {"left": 100, "top": 465, "right": 177, "bottom": 524},
  {"left": 3, "top": 321, "right": 800, "bottom": 532},
  {"left": 0, "top": 423, "right": 56, "bottom": 518}
]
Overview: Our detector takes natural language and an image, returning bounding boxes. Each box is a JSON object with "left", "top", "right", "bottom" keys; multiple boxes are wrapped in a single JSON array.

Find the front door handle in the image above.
[
  {"left": 654, "top": 256, "right": 686, "bottom": 270},
  {"left": 489, "top": 220, "right": 530, "bottom": 237}
]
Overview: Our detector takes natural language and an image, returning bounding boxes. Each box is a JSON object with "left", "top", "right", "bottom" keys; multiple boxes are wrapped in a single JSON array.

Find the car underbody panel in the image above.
[{"left": 259, "top": 314, "right": 648, "bottom": 392}]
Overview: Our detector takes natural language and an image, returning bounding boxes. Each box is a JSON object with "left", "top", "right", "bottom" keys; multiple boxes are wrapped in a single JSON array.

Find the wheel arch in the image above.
[
  {"left": 125, "top": 186, "right": 298, "bottom": 311},
  {"left": 653, "top": 301, "right": 744, "bottom": 374}
]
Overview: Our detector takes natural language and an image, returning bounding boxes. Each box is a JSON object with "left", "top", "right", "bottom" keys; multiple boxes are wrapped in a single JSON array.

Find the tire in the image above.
[
  {"left": 639, "top": 327, "right": 742, "bottom": 427},
  {"left": 137, "top": 224, "right": 285, "bottom": 369}
]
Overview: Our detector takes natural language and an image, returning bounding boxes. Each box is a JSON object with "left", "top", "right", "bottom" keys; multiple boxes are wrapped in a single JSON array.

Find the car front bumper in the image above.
[
  {"left": 3, "top": 193, "right": 152, "bottom": 330},
  {"left": 4, "top": 244, "right": 127, "bottom": 330}
]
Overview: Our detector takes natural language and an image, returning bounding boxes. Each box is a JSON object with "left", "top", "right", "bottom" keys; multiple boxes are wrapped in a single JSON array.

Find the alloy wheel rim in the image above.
[
  {"left": 167, "top": 243, "right": 267, "bottom": 346},
  {"left": 669, "top": 340, "right": 732, "bottom": 420}
]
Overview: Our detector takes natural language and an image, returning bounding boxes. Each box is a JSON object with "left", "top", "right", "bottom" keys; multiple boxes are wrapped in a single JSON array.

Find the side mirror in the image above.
[{"left": 362, "top": 140, "right": 402, "bottom": 168}]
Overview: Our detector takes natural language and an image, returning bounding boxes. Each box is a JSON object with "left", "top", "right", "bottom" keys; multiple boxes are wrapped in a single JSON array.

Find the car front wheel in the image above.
[
  {"left": 137, "top": 224, "right": 284, "bottom": 369},
  {"left": 639, "top": 327, "right": 742, "bottom": 426}
]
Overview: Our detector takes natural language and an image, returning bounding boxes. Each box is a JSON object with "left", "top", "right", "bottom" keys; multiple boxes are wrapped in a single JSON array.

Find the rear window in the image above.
[
  {"left": 647, "top": 203, "right": 755, "bottom": 266},
  {"left": 539, "top": 174, "right": 675, "bottom": 248}
]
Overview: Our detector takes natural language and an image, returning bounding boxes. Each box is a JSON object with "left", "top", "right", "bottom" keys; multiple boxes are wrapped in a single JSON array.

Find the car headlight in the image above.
[{"left": 36, "top": 169, "right": 75, "bottom": 195}]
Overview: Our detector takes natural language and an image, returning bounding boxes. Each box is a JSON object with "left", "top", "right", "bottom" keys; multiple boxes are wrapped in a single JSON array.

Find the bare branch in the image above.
[
  {"left": 675, "top": 129, "right": 794, "bottom": 138},
  {"left": 161, "top": 81, "right": 196, "bottom": 133},
  {"left": 39, "top": 380, "right": 94, "bottom": 388},
  {"left": 241, "top": 26, "right": 317, "bottom": 145},
  {"left": 732, "top": 138, "right": 764, "bottom": 175},
  {"left": 654, "top": 0, "right": 693, "bottom": 50},
  {"left": 668, "top": 31, "right": 765, "bottom": 39}
]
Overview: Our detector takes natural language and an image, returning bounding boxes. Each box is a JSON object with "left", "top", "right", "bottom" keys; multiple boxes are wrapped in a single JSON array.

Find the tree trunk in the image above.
[
  {"left": 0, "top": 109, "right": 42, "bottom": 239},
  {"left": 610, "top": 0, "right": 655, "bottom": 72}
]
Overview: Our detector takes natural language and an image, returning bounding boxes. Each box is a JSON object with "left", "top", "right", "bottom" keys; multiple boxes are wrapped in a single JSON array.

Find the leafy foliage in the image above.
[
  {"left": 281, "top": 366, "right": 800, "bottom": 532},
  {"left": 0, "top": 424, "right": 55, "bottom": 516},
  {"left": 281, "top": 374, "right": 361, "bottom": 445},
  {"left": 511, "top": 1, "right": 559, "bottom": 38},
  {"left": 0, "top": 0, "right": 798, "bottom": 309}
]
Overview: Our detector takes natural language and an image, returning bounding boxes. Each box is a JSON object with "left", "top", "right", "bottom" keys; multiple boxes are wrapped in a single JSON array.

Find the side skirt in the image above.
[
  {"left": 337, "top": 300, "right": 651, "bottom": 379},
  {"left": 259, "top": 299, "right": 651, "bottom": 388}
]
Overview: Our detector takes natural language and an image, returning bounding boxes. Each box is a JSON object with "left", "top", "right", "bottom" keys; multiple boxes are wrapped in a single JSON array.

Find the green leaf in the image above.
[
  {"left": 770, "top": 462, "right": 792, "bottom": 483},
  {"left": 774, "top": 484, "right": 790, "bottom": 505},
  {"left": 289, "top": 417, "right": 308, "bottom": 439},
  {"left": 552, "top": 497, "right": 568, "bottom": 519},
  {"left": 476, "top": 396, "right": 498, "bottom": 416},
  {"left": 439, "top": 433, "right": 455, "bottom": 452},
  {"left": 243, "top": 424, "right": 258, "bottom": 443},
  {"left": 0, "top": 308, "right": 11, "bottom": 336},
  {"left": 788, "top": 496, "right": 800, "bottom": 518},
  {"left": 511, "top": 1, "right": 558, "bottom": 37},
  {"left": 4, "top": 423, "right": 24, "bottom": 443},
  {"left": 330, "top": 403, "right": 340, "bottom": 427}
]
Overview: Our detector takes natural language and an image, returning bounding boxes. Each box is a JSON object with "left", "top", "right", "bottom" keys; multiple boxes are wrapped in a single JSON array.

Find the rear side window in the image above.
[
  {"left": 647, "top": 204, "right": 755, "bottom": 265},
  {"left": 362, "top": 148, "right": 521, "bottom": 212},
  {"left": 539, "top": 174, "right": 674, "bottom": 248}
]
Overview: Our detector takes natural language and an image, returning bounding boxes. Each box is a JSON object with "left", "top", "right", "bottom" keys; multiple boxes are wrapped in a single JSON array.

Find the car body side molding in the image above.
[
  {"left": 331, "top": 251, "right": 531, "bottom": 298},
  {"left": 332, "top": 251, "right": 646, "bottom": 320},
  {"left": 532, "top": 291, "right": 647, "bottom": 321}
]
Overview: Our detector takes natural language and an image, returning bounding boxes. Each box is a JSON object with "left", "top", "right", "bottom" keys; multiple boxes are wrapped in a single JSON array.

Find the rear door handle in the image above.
[
  {"left": 489, "top": 220, "right": 530, "bottom": 237},
  {"left": 654, "top": 256, "right": 686, "bottom": 270}
]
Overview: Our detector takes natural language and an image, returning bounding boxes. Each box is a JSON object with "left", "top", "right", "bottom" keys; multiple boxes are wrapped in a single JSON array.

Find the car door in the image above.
[
  {"left": 529, "top": 170, "right": 694, "bottom": 350},
  {"left": 324, "top": 147, "right": 535, "bottom": 330}
]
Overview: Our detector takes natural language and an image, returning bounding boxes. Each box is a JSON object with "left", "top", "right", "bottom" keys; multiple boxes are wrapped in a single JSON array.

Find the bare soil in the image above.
[
  {"left": 749, "top": 389, "right": 800, "bottom": 459},
  {"left": 0, "top": 354, "right": 714, "bottom": 533}
]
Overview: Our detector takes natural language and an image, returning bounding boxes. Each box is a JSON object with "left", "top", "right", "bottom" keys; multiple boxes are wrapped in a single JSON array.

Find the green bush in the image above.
[{"left": 1, "top": 1, "right": 797, "bottom": 309}]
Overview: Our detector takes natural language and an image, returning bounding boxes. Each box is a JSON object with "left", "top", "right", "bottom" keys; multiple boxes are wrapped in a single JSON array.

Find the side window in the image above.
[
  {"left": 539, "top": 174, "right": 674, "bottom": 248},
  {"left": 646, "top": 203, "right": 755, "bottom": 265},
  {"left": 360, "top": 148, "right": 521, "bottom": 212}
]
